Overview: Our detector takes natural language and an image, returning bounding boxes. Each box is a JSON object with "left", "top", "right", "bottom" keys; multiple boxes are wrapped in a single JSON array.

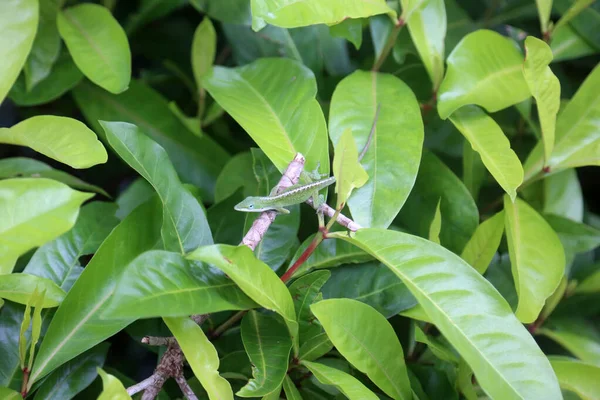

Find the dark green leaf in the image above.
[{"left": 289, "top": 270, "right": 330, "bottom": 346}]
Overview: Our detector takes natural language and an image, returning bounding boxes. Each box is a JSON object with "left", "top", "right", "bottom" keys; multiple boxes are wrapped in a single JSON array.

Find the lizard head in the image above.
[{"left": 234, "top": 196, "right": 264, "bottom": 212}]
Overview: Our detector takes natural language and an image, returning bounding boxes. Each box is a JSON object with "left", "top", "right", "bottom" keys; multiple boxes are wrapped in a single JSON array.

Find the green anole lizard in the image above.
[{"left": 234, "top": 104, "right": 381, "bottom": 214}]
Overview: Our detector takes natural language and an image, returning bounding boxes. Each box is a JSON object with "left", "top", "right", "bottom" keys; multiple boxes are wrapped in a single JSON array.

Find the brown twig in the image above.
[
  {"left": 175, "top": 375, "right": 199, "bottom": 400},
  {"left": 141, "top": 336, "right": 176, "bottom": 346},
  {"left": 127, "top": 374, "right": 163, "bottom": 396}
]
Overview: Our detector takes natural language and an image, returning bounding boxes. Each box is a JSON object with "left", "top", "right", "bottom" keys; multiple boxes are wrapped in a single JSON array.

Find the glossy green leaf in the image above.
[
  {"left": 539, "top": 317, "right": 600, "bottom": 365},
  {"left": 34, "top": 343, "right": 109, "bottom": 400},
  {"left": 549, "top": 356, "right": 600, "bottom": 399},
  {"left": 238, "top": 311, "right": 292, "bottom": 397},
  {"left": 57, "top": 4, "right": 131, "bottom": 94},
  {"left": 449, "top": 106, "right": 523, "bottom": 200},
  {"left": 215, "top": 152, "right": 257, "bottom": 203},
  {"left": 329, "top": 18, "right": 363, "bottom": 49},
  {"left": 543, "top": 169, "right": 583, "bottom": 222},
  {"left": 29, "top": 198, "right": 162, "bottom": 387},
  {"left": 429, "top": 199, "right": 442, "bottom": 244},
  {"left": 329, "top": 70, "right": 423, "bottom": 228},
  {"left": 0, "top": 275, "right": 64, "bottom": 308},
  {"left": 330, "top": 228, "right": 562, "bottom": 399},
  {"left": 0, "top": 386, "right": 21, "bottom": 400},
  {"left": 102, "top": 121, "right": 213, "bottom": 252},
  {"left": 208, "top": 191, "right": 247, "bottom": 245},
  {"left": 535, "top": 0, "right": 553, "bottom": 32},
  {"left": 298, "top": 332, "right": 333, "bottom": 362},
  {"left": 0, "top": 179, "right": 93, "bottom": 274},
  {"left": 203, "top": 58, "right": 328, "bottom": 177},
  {"left": 523, "top": 36, "right": 561, "bottom": 163},
  {"left": 396, "top": 151, "right": 478, "bottom": 254},
  {"left": 72, "top": 80, "right": 229, "bottom": 202},
  {"left": 282, "top": 375, "right": 302, "bottom": 400},
  {"left": 553, "top": 0, "right": 596, "bottom": 33},
  {"left": 524, "top": 64, "right": 600, "bottom": 180},
  {"left": 311, "top": 299, "right": 412, "bottom": 400},
  {"left": 403, "top": 0, "right": 446, "bottom": 90},
  {"left": 97, "top": 368, "right": 131, "bottom": 400},
  {"left": 322, "top": 261, "right": 416, "bottom": 318},
  {"left": 0, "top": 0, "right": 38, "bottom": 104},
  {"left": 0, "top": 303, "right": 27, "bottom": 388},
  {"left": 10, "top": 52, "right": 84, "bottom": 107},
  {"left": 115, "top": 178, "right": 154, "bottom": 220},
  {"left": 333, "top": 128, "right": 369, "bottom": 208},
  {"left": 164, "top": 316, "right": 234, "bottom": 400},
  {"left": 301, "top": 361, "right": 378, "bottom": 400},
  {"left": 438, "top": 29, "right": 530, "bottom": 119},
  {"left": 102, "top": 250, "right": 256, "bottom": 319},
  {"left": 504, "top": 196, "right": 565, "bottom": 323},
  {"left": 551, "top": 24, "right": 596, "bottom": 62},
  {"left": 462, "top": 140, "right": 486, "bottom": 202},
  {"left": 188, "top": 245, "right": 299, "bottom": 352},
  {"left": 250, "top": 0, "right": 395, "bottom": 30},
  {"left": 289, "top": 270, "right": 330, "bottom": 346},
  {"left": 461, "top": 211, "right": 504, "bottom": 274},
  {"left": 0, "top": 116, "right": 107, "bottom": 169},
  {"left": 192, "top": 18, "right": 216, "bottom": 88}
]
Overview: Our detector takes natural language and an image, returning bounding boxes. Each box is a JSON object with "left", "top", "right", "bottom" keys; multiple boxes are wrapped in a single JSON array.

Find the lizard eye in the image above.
[{"left": 248, "top": 204, "right": 254, "bottom": 209}]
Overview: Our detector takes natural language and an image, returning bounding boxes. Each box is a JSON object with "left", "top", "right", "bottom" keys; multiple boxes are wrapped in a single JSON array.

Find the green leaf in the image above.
[
  {"left": 524, "top": 64, "right": 600, "bottom": 180},
  {"left": 553, "top": 0, "right": 596, "bottom": 33},
  {"left": 0, "top": 386, "right": 21, "bottom": 400},
  {"left": 437, "top": 29, "right": 530, "bottom": 119},
  {"left": 102, "top": 121, "right": 213, "bottom": 252},
  {"left": 330, "top": 228, "right": 562, "bottom": 399},
  {"left": 250, "top": 0, "right": 395, "bottom": 30},
  {"left": 57, "top": 3, "right": 131, "bottom": 94},
  {"left": 9, "top": 51, "right": 84, "bottom": 107},
  {"left": 0, "top": 178, "right": 93, "bottom": 274},
  {"left": 549, "top": 356, "right": 600, "bottom": 400},
  {"left": 282, "top": 375, "right": 302, "bottom": 400},
  {"left": 115, "top": 178, "right": 154, "bottom": 220},
  {"left": 187, "top": 245, "right": 299, "bottom": 353},
  {"left": 460, "top": 211, "right": 505, "bottom": 274},
  {"left": 19, "top": 291, "right": 35, "bottom": 370},
  {"left": 523, "top": 36, "right": 561, "bottom": 163},
  {"left": 535, "top": 0, "right": 553, "bottom": 32},
  {"left": 449, "top": 106, "right": 524, "bottom": 200},
  {"left": 0, "top": 0, "right": 38, "bottom": 104},
  {"left": 190, "top": 0, "right": 252, "bottom": 25},
  {"left": 414, "top": 325, "right": 459, "bottom": 364},
  {"left": 333, "top": 128, "right": 369, "bottom": 208},
  {"left": 329, "top": 18, "right": 363, "bottom": 49},
  {"left": 208, "top": 191, "right": 247, "bottom": 245},
  {"left": 329, "top": 70, "right": 423, "bottom": 228},
  {"left": 202, "top": 58, "right": 329, "bottom": 177},
  {"left": 0, "top": 275, "right": 63, "bottom": 309},
  {"left": 298, "top": 332, "right": 333, "bottom": 362},
  {"left": 33, "top": 343, "right": 109, "bottom": 400},
  {"left": 97, "top": 368, "right": 131, "bottom": 400},
  {"left": 29, "top": 198, "right": 162, "bottom": 387},
  {"left": 301, "top": 361, "right": 379, "bottom": 400},
  {"left": 72, "top": 80, "right": 229, "bottom": 202},
  {"left": 322, "top": 261, "right": 416, "bottom": 317},
  {"left": 311, "top": 299, "right": 412, "bottom": 400},
  {"left": 575, "top": 269, "right": 600, "bottom": 294},
  {"left": 504, "top": 196, "right": 566, "bottom": 323},
  {"left": 545, "top": 214, "right": 600, "bottom": 267},
  {"left": 192, "top": 18, "right": 216, "bottom": 88},
  {"left": 289, "top": 270, "right": 330, "bottom": 346},
  {"left": 1, "top": 303, "right": 28, "bottom": 388},
  {"left": 23, "top": 0, "right": 61, "bottom": 90},
  {"left": 462, "top": 140, "right": 486, "bottom": 202},
  {"left": 125, "top": 0, "right": 187, "bottom": 34},
  {"left": 396, "top": 151, "right": 479, "bottom": 254},
  {"left": 551, "top": 24, "right": 596, "bottom": 62},
  {"left": 215, "top": 152, "right": 258, "bottom": 203},
  {"left": 0, "top": 116, "right": 107, "bottom": 169},
  {"left": 237, "top": 311, "right": 292, "bottom": 397},
  {"left": 164, "top": 316, "right": 234, "bottom": 400},
  {"left": 403, "top": 0, "right": 446, "bottom": 90},
  {"left": 543, "top": 169, "right": 583, "bottom": 222},
  {"left": 428, "top": 199, "right": 442, "bottom": 244},
  {"left": 102, "top": 250, "right": 256, "bottom": 319},
  {"left": 539, "top": 317, "right": 600, "bottom": 366}
]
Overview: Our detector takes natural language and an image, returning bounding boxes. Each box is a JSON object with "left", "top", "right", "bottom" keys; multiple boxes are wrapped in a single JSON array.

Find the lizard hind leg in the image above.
[{"left": 307, "top": 162, "right": 328, "bottom": 181}]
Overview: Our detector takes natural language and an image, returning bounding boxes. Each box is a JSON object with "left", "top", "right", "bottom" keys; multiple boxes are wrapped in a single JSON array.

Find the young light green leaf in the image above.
[
  {"left": 311, "top": 299, "right": 412, "bottom": 400},
  {"left": 523, "top": 36, "right": 561, "bottom": 163},
  {"left": 237, "top": 311, "right": 292, "bottom": 397},
  {"left": 402, "top": 0, "right": 446, "bottom": 90},
  {"left": 102, "top": 121, "right": 213, "bottom": 252},
  {"left": 0, "top": 0, "right": 38, "bottom": 104},
  {"left": 289, "top": 270, "right": 330, "bottom": 346},
  {"left": 192, "top": 18, "right": 216, "bottom": 88},
  {"left": 19, "top": 290, "right": 35, "bottom": 370},
  {"left": 0, "top": 116, "right": 107, "bottom": 169},
  {"left": 535, "top": 0, "right": 553, "bottom": 33},
  {"left": 438, "top": 30, "right": 530, "bottom": 119},
  {"left": 29, "top": 199, "right": 162, "bottom": 387},
  {"left": 27, "top": 290, "right": 45, "bottom": 371},
  {"left": 544, "top": 169, "right": 583, "bottom": 222},
  {"left": 282, "top": 375, "right": 302, "bottom": 400},
  {"left": 457, "top": 358, "right": 478, "bottom": 400},
  {"left": 330, "top": 228, "right": 562, "bottom": 399},
  {"left": 0, "top": 179, "right": 93, "bottom": 274},
  {"left": 301, "top": 361, "right": 379, "bottom": 400},
  {"left": 333, "top": 128, "right": 369, "bottom": 208},
  {"left": 329, "top": 70, "right": 423, "bottom": 228},
  {"left": 428, "top": 199, "right": 442, "bottom": 244},
  {"left": 250, "top": 0, "right": 395, "bottom": 31},
  {"left": 57, "top": 4, "right": 131, "bottom": 94},
  {"left": 449, "top": 106, "right": 524, "bottom": 201},
  {"left": 462, "top": 130, "right": 486, "bottom": 202},
  {"left": 461, "top": 211, "right": 504, "bottom": 274},
  {"left": 553, "top": 0, "right": 595, "bottom": 32},
  {"left": 549, "top": 356, "right": 600, "bottom": 399},
  {"left": 164, "top": 317, "right": 234, "bottom": 400},
  {"left": 187, "top": 245, "right": 299, "bottom": 353},
  {"left": 102, "top": 250, "right": 256, "bottom": 319},
  {"left": 504, "top": 196, "right": 566, "bottom": 323},
  {"left": 202, "top": 58, "right": 329, "bottom": 177},
  {"left": 0, "top": 386, "right": 21, "bottom": 400},
  {"left": 524, "top": 63, "right": 600, "bottom": 180},
  {"left": 0, "top": 275, "right": 64, "bottom": 308},
  {"left": 97, "top": 368, "right": 131, "bottom": 400},
  {"left": 538, "top": 317, "right": 600, "bottom": 365}
]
